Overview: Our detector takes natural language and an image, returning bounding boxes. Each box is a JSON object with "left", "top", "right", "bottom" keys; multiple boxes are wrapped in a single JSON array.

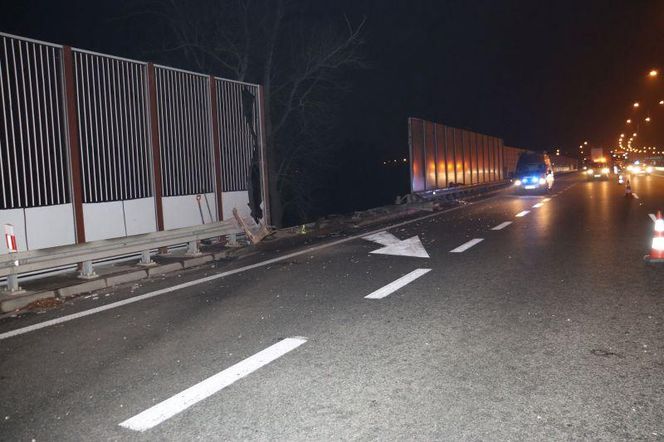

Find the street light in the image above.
[
  {"left": 584, "top": 141, "right": 588, "bottom": 145},
  {"left": 634, "top": 102, "right": 640, "bottom": 108},
  {"left": 627, "top": 119, "right": 632, "bottom": 124},
  {"left": 645, "top": 116, "right": 651, "bottom": 122},
  {"left": 649, "top": 69, "right": 658, "bottom": 78}
]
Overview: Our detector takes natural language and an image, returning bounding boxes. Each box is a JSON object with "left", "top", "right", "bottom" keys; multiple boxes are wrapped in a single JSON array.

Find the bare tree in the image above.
[{"left": 143, "top": 0, "right": 365, "bottom": 226}]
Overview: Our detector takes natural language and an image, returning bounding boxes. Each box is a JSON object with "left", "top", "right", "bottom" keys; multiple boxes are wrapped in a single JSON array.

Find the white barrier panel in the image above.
[
  {"left": 83, "top": 201, "right": 126, "bottom": 241},
  {"left": 124, "top": 197, "right": 156, "bottom": 236},
  {"left": 163, "top": 193, "right": 217, "bottom": 231},
  {"left": 221, "top": 191, "right": 251, "bottom": 221},
  {"left": 25, "top": 204, "right": 75, "bottom": 250}
]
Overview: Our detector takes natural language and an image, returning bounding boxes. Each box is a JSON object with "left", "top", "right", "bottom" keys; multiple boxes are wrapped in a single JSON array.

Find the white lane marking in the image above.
[
  {"left": 649, "top": 213, "right": 657, "bottom": 223},
  {"left": 450, "top": 238, "right": 484, "bottom": 253},
  {"left": 119, "top": 337, "right": 307, "bottom": 432},
  {"left": 515, "top": 210, "right": 530, "bottom": 217},
  {"left": 369, "top": 236, "right": 429, "bottom": 258},
  {"left": 491, "top": 221, "right": 512, "bottom": 231},
  {"left": 532, "top": 203, "right": 543, "bottom": 208},
  {"left": 542, "top": 198, "right": 551, "bottom": 202},
  {"left": 362, "top": 231, "right": 401, "bottom": 246},
  {"left": 633, "top": 193, "right": 640, "bottom": 199},
  {"left": 1, "top": 186, "right": 513, "bottom": 341},
  {"left": 364, "top": 268, "right": 431, "bottom": 299}
]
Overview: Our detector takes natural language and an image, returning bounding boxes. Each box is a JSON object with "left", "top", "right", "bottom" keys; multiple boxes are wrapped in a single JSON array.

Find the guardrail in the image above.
[
  {"left": 1, "top": 219, "right": 243, "bottom": 292},
  {"left": 399, "top": 180, "right": 510, "bottom": 204}
]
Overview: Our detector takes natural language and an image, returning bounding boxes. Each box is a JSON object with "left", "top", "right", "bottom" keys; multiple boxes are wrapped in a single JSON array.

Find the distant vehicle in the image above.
[
  {"left": 627, "top": 161, "right": 653, "bottom": 175},
  {"left": 590, "top": 147, "right": 605, "bottom": 163},
  {"left": 585, "top": 161, "right": 610, "bottom": 180},
  {"left": 513, "top": 152, "right": 554, "bottom": 193}
]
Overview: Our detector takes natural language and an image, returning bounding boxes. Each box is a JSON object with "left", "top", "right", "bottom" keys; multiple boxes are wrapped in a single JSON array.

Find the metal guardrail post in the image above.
[
  {"left": 186, "top": 241, "right": 201, "bottom": 256},
  {"left": 138, "top": 250, "right": 155, "bottom": 267},
  {"left": 79, "top": 260, "right": 97, "bottom": 279},
  {"left": 6, "top": 273, "right": 20, "bottom": 292},
  {"left": 226, "top": 233, "right": 239, "bottom": 248}
]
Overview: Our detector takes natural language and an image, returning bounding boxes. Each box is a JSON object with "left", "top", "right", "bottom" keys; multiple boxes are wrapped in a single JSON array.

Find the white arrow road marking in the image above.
[
  {"left": 365, "top": 268, "right": 431, "bottom": 299},
  {"left": 362, "top": 231, "right": 402, "bottom": 246},
  {"left": 450, "top": 238, "right": 484, "bottom": 253},
  {"left": 649, "top": 213, "right": 657, "bottom": 223},
  {"left": 515, "top": 210, "right": 530, "bottom": 217},
  {"left": 364, "top": 232, "right": 430, "bottom": 258},
  {"left": 491, "top": 221, "right": 512, "bottom": 231},
  {"left": 119, "top": 337, "right": 307, "bottom": 432}
]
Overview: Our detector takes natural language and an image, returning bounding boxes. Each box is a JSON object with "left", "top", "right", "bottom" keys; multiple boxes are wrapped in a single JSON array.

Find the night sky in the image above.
[{"left": 2, "top": 0, "right": 664, "bottom": 209}]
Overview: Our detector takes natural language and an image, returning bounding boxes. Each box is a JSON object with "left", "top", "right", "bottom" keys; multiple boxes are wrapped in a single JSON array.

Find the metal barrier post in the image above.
[
  {"left": 186, "top": 241, "right": 201, "bottom": 256},
  {"left": 62, "top": 46, "right": 86, "bottom": 244},
  {"left": 3, "top": 224, "right": 22, "bottom": 293},
  {"left": 138, "top": 250, "right": 155, "bottom": 267},
  {"left": 226, "top": 233, "right": 239, "bottom": 248},
  {"left": 6, "top": 273, "right": 20, "bottom": 292},
  {"left": 79, "top": 260, "right": 97, "bottom": 279}
]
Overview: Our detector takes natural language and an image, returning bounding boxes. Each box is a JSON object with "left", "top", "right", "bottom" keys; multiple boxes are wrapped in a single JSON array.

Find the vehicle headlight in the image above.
[
  {"left": 514, "top": 179, "right": 522, "bottom": 186},
  {"left": 587, "top": 169, "right": 594, "bottom": 175},
  {"left": 601, "top": 168, "right": 610, "bottom": 174},
  {"left": 646, "top": 166, "right": 654, "bottom": 173},
  {"left": 539, "top": 178, "right": 546, "bottom": 185}
]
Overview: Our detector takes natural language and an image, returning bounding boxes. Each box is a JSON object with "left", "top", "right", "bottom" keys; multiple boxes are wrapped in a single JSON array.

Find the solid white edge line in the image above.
[
  {"left": 0, "top": 188, "right": 509, "bottom": 341},
  {"left": 649, "top": 213, "right": 657, "bottom": 223},
  {"left": 364, "top": 268, "right": 431, "bottom": 299},
  {"left": 119, "top": 337, "right": 307, "bottom": 432},
  {"left": 490, "top": 221, "right": 512, "bottom": 231},
  {"left": 515, "top": 210, "right": 530, "bottom": 217},
  {"left": 449, "top": 238, "right": 484, "bottom": 253}
]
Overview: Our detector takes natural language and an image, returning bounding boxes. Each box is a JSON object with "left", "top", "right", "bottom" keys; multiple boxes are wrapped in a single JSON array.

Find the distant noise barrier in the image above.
[
  {"left": 408, "top": 117, "right": 505, "bottom": 193},
  {"left": 0, "top": 32, "right": 268, "bottom": 256},
  {"left": 408, "top": 117, "right": 578, "bottom": 193}
]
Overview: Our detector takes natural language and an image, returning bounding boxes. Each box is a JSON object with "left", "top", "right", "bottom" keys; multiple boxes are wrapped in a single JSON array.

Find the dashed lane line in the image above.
[
  {"left": 119, "top": 337, "right": 307, "bottom": 432},
  {"left": 633, "top": 193, "right": 640, "bottom": 199},
  {"left": 364, "top": 269, "right": 431, "bottom": 299},
  {"left": 515, "top": 210, "right": 530, "bottom": 217},
  {"left": 0, "top": 193, "right": 504, "bottom": 341},
  {"left": 490, "top": 221, "right": 512, "bottom": 231},
  {"left": 450, "top": 238, "right": 484, "bottom": 253},
  {"left": 532, "top": 203, "right": 543, "bottom": 208}
]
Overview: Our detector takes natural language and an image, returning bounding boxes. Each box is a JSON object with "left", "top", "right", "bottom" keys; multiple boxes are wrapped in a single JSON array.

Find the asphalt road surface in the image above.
[{"left": 1, "top": 172, "right": 664, "bottom": 440}]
